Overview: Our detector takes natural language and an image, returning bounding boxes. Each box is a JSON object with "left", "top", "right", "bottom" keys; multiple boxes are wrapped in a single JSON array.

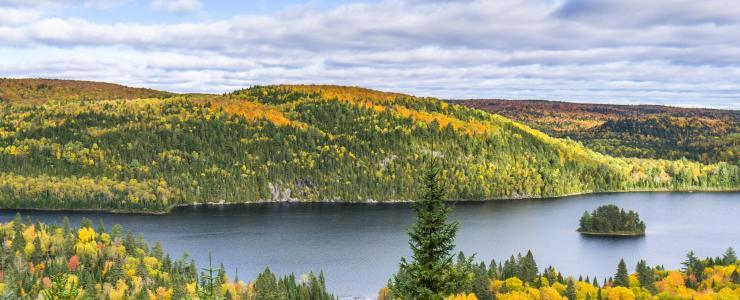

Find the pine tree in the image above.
[
  {"left": 389, "top": 159, "right": 463, "bottom": 299},
  {"left": 40, "top": 273, "right": 79, "bottom": 300},
  {"left": 614, "top": 259, "right": 629, "bottom": 287},
  {"left": 636, "top": 260, "right": 656, "bottom": 293},
  {"left": 472, "top": 262, "right": 491, "bottom": 300},
  {"left": 723, "top": 247, "right": 737, "bottom": 264},
  {"left": 11, "top": 215, "right": 25, "bottom": 255},
  {"left": 197, "top": 253, "right": 224, "bottom": 300},
  {"left": 520, "top": 250, "right": 538, "bottom": 283},
  {"left": 565, "top": 279, "right": 576, "bottom": 300}
]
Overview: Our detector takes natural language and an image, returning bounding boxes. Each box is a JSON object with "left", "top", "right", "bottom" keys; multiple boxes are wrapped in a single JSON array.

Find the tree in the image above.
[
  {"left": 565, "top": 279, "right": 576, "bottom": 300},
  {"left": 471, "top": 262, "right": 491, "bottom": 300},
  {"left": 635, "top": 260, "right": 655, "bottom": 293},
  {"left": 614, "top": 259, "right": 629, "bottom": 287},
  {"left": 40, "top": 274, "right": 79, "bottom": 300},
  {"left": 519, "top": 250, "right": 538, "bottom": 283},
  {"left": 722, "top": 247, "right": 737, "bottom": 264},
  {"left": 681, "top": 251, "right": 703, "bottom": 288},
  {"left": 197, "top": 253, "right": 224, "bottom": 300},
  {"left": 389, "top": 159, "right": 464, "bottom": 299}
]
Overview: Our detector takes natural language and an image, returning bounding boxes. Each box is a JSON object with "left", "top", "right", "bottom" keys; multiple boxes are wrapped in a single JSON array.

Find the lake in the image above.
[{"left": 1, "top": 192, "right": 737, "bottom": 299}]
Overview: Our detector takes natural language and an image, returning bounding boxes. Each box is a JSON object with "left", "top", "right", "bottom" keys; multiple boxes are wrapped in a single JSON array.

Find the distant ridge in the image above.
[
  {"left": 0, "top": 78, "right": 172, "bottom": 104},
  {"left": 455, "top": 99, "right": 739, "bottom": 163}
]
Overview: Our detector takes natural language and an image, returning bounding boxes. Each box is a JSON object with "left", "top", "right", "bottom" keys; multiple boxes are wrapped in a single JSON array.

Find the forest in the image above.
[
  {"left": 578, "top": 205, "right": 646, "bottom": 236},
  {"left": 0, "top": 215, "right": 334, "bottom": 299},
  {"left": 456, "top": 99, "right": 739, "bottom": 164},
  {"left": 0, "top": 79, "right": 738, "bottom": 212}
]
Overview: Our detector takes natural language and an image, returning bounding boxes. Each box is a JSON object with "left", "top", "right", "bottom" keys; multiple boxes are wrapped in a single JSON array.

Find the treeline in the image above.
[
  {"left": 578, "top": 204, "right": 646, "bottom": 235},
  {"left": 0, "top": 215, "right": 334, "bottom": 299},
  {"left": 0, "top": 85, "right": 738, "bottom": 212},
  {"left": 0, "top": 79, "right": 172, "bottom": 105},
  {"left": 382, "top": 248, "right": 740, "bottom": 299},
  {"left": 455, "top": 99, "right": 739, "bottom": 164}
]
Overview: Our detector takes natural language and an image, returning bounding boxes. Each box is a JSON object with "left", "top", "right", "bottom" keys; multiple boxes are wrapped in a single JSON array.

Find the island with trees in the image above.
[{"left": 578, "top": 204, "right": 647, "bottom": 237}]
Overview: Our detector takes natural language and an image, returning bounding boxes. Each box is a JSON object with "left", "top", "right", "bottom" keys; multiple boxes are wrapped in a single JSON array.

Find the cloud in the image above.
[
  {"left": 0, "top": 7, "right": 41, "bottom": 25},
  {"left": 0, "top": 0, "right": 739, "bottom": 108},
  {"left": 150, "top": 0, "right": 202, "bottom": 14},
  {"left": 556, "top": 0, "right": 740, "bottom": 27}
]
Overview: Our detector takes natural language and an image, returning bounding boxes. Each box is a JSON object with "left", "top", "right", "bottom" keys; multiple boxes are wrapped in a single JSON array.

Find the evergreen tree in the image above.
[
  {"left": 389, "top": 159, "right": 464, "bottom": 299},
  {"left": 565, "top": 279, "right": 576, "bottom": 300},
  {"left": 519, "top": 250, "right": 538, "bottom": 283},
  {"left": 471, "top": 262, "right": 491, "bottom": 300},
  {"left": 197, "top": 253, "right": 224, "bottom": 300},
  {"left": 635, "top": 260, "right": 656, "bottom": 293},
  {"left": 682, "top": 251, "right": 703, "bottom": 288},
  {"left": 722, "top": 247, "right": 737, "bottom": 264},
  {"left": 614, "top": 259, "right": 629, "bottom": 287},
  {"left": 40, "top": 273, "right": 79, "bottom": 300},
  {"left": 11, "top": 216, "right": 25, "bottom": 255}
]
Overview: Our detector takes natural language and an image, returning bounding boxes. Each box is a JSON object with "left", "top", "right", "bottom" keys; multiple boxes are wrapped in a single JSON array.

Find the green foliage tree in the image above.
[
  {"left": 565, "top": 279, "right": 576, "bottom": 300},
  {"left": 389, "top": 159, "right": 466, "bottom": 299},
  {"left": 614, "top": 259, "right": 629, "bottom": 287},
  {"left": 723, "top": 247, "right": 737, "bottom": 264},
  {"left": 635, "top": 259, "right": 656, "bottom": 293},
  {"left": 40, "top": 273, "right": 80, "bottom": 300}
]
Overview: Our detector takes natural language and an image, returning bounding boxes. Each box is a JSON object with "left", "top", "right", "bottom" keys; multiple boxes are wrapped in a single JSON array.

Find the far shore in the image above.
[{"left": 0, "top": 188, "right": 737, "bottom": 216}]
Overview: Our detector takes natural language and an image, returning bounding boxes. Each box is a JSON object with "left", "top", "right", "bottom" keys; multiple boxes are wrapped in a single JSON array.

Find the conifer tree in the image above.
[
  {"left": 389, "top": 158, "right": 463, "bottom": 299},
  {"left": 636, "top": 260, "right": 656, "bottom": 293},
  {"left": 565, "top": 279, "right": 576, "bottom": 300},
  {"left": 723, "top": 247, "right": 737, "bottom": 264},
  {"left": 519, "top": 250, "right": 538, "bottom": 283},
  {"left": 614, "top": 259, "right": 629, "bottom": 287}
]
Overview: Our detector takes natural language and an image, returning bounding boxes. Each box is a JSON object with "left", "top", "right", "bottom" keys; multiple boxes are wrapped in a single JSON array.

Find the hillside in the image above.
[
  {"left": 0, "top": 78, "right": 173, "bottom": 104},
  {"left": 0, "top": 81, "right": 737, "bottom": 213},
  {"left": 455, "top": 99, "right": 739, "bottom": 164}
]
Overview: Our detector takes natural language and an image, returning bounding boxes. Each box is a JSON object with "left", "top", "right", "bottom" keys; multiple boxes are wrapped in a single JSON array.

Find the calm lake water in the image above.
[{"left": 1, "top": 192, "right": 738, "bottom": 298}]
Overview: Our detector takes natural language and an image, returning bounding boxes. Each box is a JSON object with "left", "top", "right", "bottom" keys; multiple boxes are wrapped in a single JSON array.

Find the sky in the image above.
[{"left": 1, "top": 0, "right": 739, "bottom": 109}]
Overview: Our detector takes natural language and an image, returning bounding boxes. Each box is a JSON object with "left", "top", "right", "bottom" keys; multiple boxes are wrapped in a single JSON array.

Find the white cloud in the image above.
[
  {"left": 150, "top": 0, "right": 202, "bottom": 14},
  {"left": 0, "top": 7, "right": 41, "bottom": 25},
  {"left": 0, "top": 0, "right": 739, "bottom": 108}
]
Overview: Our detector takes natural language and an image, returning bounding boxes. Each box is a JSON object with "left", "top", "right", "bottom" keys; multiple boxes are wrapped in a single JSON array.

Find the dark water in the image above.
[{"left": 1, "top": 192, "right": 738, "bottom": 298}]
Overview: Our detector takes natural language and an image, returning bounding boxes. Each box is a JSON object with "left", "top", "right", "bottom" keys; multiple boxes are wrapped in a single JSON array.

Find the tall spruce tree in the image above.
[
  {"left": 635, "top": 260, "right": 656, "bottom": 293},
  {"left": 614, "top": 259, "right": 629, "bottom": 287},
  {"left": 565, "top": 279, "right": 576, "bottom": 300},
  {"left": 389, "top": 159, "right": 464, "bottom": 299},
  {"left": 519, "top": 250, "right": 538, "bottom": 283},
  {"left": 723, "top": 247, "right": 737, "bottom": 265}
]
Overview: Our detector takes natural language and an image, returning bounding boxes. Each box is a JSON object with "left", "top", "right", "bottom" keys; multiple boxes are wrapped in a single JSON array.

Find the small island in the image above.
[{"left": 578, "top": 204, "right": 646, "bottom": 237}]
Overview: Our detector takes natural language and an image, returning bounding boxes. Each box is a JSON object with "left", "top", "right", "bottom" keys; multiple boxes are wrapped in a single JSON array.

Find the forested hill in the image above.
[
  {"left": 455, "top": 99, "right": 739, "bottom": 164},
  {"left": 0, "top": 78, "right": 173, "bottom": 104},
  {"left": 0, "top": 81, "right": 737, "bottom": 213}
]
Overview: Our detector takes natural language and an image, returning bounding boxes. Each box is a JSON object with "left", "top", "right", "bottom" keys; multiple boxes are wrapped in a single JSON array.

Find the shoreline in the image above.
[
  {"left": 0, "top": 188, "right": 737, "bottom": 216},
  {"left": 578, "top": 230, "right": 646, "bottom": 237}
]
